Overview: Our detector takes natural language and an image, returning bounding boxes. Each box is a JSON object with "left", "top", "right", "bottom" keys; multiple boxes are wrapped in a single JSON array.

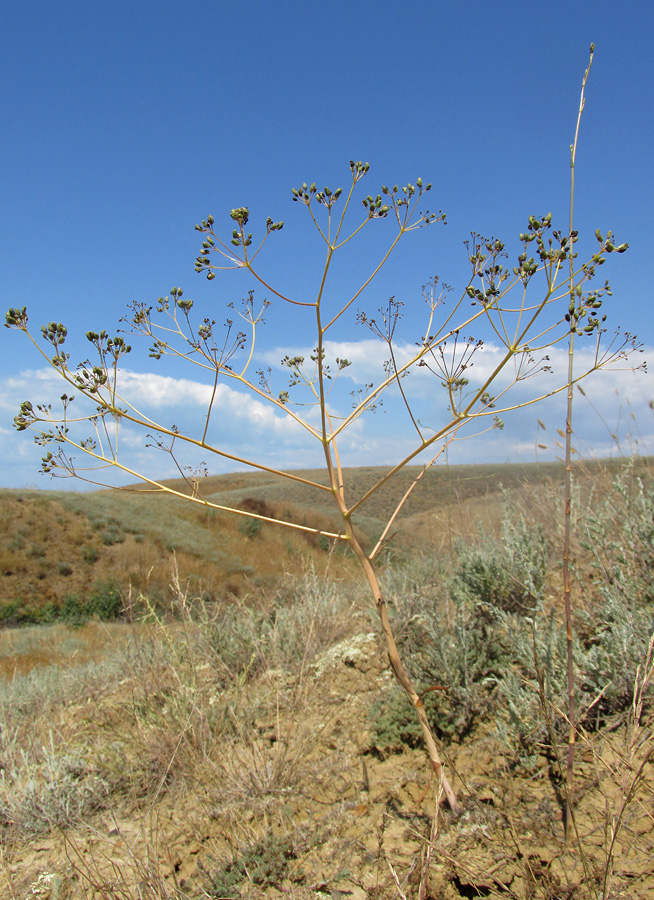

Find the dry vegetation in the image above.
[
  {"left": 0, "top": 459, "right": 625, "bottom": 621},
  {"left": 0, "top": 458, "right": 653, "bottom": 899},
  {"left": 0, "top": 474, "right": 360, "bottom": 625}
]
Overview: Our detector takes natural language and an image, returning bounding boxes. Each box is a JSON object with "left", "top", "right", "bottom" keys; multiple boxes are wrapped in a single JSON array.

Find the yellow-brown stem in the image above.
[{"left": 322, "top": 450, "right": 460, "bottom": 811}]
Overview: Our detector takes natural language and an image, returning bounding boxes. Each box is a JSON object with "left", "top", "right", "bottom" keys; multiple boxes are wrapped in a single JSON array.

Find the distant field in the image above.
[{"left": 1, "top": 456, "right": 650, "bottom": 620}]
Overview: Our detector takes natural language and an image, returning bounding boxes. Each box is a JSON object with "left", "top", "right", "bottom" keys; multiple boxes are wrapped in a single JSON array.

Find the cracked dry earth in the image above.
[{"left": 5, "top": 631, "right": 654, "bottom": 900}]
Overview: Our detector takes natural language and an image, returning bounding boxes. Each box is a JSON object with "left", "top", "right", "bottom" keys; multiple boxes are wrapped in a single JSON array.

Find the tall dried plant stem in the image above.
[
  {"left": 563, "top": 41, "right": 595, "bottom": 840},
  {"left": 345, "top": 509, "right": 459, "bottom": 811},
  {"left": 322, "top": 414, "right": 460, "bottom": 811}
]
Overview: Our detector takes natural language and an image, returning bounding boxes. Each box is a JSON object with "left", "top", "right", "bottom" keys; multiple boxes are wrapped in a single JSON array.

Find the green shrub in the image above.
[
  {"left": 395, "top": 599, "right": 505, "bottom": 742},
  {"left": 203, "top": 834, "right": 297, "bottom": 898},
  {"left": 490, "top": 473, "right": 654, "bottom": 765},
  {"left": 377, "top": 559, "right": 508, "bottom": 743},
  {"left": 579, "top": 583, "right": 654, "bottom": 726},
  {"left": 0, "top": 601, "right": 46, "bottom": 626},
  {"left": 26, "top": 543, "right": 46, "bottom": 559},
  {"left": 583, "top": 469, "right": 654, "bottom": 605},
  {"left": 101, "top": 525, "right": 124, "bottom": 545},
  {"left": 59, "top": 594, "right": 87, "bottom": 626},
  {"left": 369, "top": 688, "right": 436, "bottom": 757},
  {"left": 0, "top": 600, "right": 20, "bottom": 625},
  {"left": 492, "top": 603, "right": 571, "bottom": 767},
  {"left": 59, "top": 581, "right": 123, "bottom": 625},
  {"left": 81, "top": 545, "right": 98, "bottom": 563},
  {"left": 38, "top": 601, "right": 59, "bottom": 624},
  {"left": 86, "top": 580, "right": 123, "bottom": 620},
  {"left": 450, "top": 515, "right": 548, "bottom": 614},
  {"left": 575, "top": 469, "right": 654, "bottom": 723},
  {"left": 374, "top": 516, "right": 560, "bottom": 755},
  {"left": 238, "top": 516, "right": 262, "bottom": 539}
]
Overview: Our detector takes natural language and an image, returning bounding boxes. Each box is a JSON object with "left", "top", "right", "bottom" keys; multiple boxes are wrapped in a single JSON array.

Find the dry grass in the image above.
[
  {"left": 0, "top": 459, "right": 652, "bottom": 899},
  {"left": 3, "top": 459, "right": 650, "bottom": 618},
  {"left": 0, "top": 620, "right": 146, "bottom": 678},
  {"left": 0, "top": 485, "right": 354, "bottom": 619}
]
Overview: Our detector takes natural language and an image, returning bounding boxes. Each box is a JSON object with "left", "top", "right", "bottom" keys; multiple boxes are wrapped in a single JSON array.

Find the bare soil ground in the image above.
[{"left": 2, "top": 625, "right": 652, "bottom": 900}]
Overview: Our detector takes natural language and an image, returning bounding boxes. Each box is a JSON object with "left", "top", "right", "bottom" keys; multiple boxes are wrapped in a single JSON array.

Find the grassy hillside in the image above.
[
  {"left": 0, "top": 453, "right": 653, "bottom": 898},
  {"left": 0, "top": 486, "right": 345, "bottom": 623},
  {"left": 1, "top": 457, "right": 650, "bottom": 623}
]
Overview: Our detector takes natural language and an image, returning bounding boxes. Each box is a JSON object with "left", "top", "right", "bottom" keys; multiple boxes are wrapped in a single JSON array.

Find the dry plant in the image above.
[
  {"left": 0, "top": 557, "right": 356, "bottom": 900},
  {"left": 588, "top": 634, "right": 654, "bottom": 900},
  {"left": 559, "top": 44, "right": 593, "bottom": 841},
  {"left": 503, "top": 628, "right": 654, "bottom": 900},
  {"left": 5, "top": 46, "right": 644, "bottom": 818},
  {"left": 61, "top": 815, "right": 192, "bottom": 900}
]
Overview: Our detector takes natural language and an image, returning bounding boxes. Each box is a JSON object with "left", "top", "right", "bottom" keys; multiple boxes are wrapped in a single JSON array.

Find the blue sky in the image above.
[{"left": 1, "top": 1, "right": 652, "bottom": 490}]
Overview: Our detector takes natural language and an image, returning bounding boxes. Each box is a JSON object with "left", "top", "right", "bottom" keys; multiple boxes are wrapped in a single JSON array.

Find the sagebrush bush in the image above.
[
  {"left": 376, "top": 557, "right": 508, "bottom": 742},
  {"left": 493, "top": 603, "right": 572, "bottom": 767},
  {"left": 202, "top": 833, "right": 298, "bottom": 898},
  {"left": 0, "top": 731, "right": 106, "bottom": 834},
  {"left": 491, "top": 470, "right": 654, "bottom": 763},
  {"left": 373, "top": 485, "right": 654, "bottom": 765},
  {"left": 577, "top": 468, "right": 654, "bottom": 723},
  {"left": 5, "top": 754, "right": 104, "bottom": 834},
  {"left": 580, "top": 588, "right": 654, "bottom": 726},
  {"left": 450, "top": 513, "right": 548, "bottom": 614},
  {"left": 371, "top": 511, "right": 550, "bottom": 751},
  {"left": 583, "top": 467, "right": 654, "bottom": 604}
]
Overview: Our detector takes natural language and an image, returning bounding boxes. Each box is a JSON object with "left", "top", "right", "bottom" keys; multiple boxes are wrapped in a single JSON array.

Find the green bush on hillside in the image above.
[
  {"left": 376, "top": 557, "right": 510, "bottom": 743},
  {"left": 450, "top": 515, "right": 548, "bottom": 614},
  {"left": 86, "top": 580, "right": 123, "bottom": 620},
  {"left": 373, "top": 493, "right": 654, "bottom": 763},
  {"left": 202, "top": 834, "right": 298, "bottom": 898}
]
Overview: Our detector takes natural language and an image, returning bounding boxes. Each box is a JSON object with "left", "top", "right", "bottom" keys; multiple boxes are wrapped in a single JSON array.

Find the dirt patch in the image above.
[{"left": 2, "top": 628, "right": 652, "bottom": 899}]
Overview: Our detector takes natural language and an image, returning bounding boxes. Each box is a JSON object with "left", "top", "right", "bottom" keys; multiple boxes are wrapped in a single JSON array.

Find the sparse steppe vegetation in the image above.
[
  {"left": 5, "top": 70, "right": 649, "bottom": 894},
  {"left": 0, "top": 457, "right": 652, "bottom": 899},
  {"left": 1, "top": 458, "right": 639, "bottom": 628}
]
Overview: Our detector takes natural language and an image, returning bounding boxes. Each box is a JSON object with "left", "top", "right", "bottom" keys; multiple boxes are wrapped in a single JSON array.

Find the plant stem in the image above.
[{"left": 563, "top": 41, "right": 595, "bottom": 841}]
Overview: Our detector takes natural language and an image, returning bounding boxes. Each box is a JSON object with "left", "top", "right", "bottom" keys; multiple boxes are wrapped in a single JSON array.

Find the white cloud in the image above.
[
  {"left": 0, "top": 365, "right": 312, "bottom": 440},
  {"left": 263, "top": 334, "right": 648, "bottom": 405},
  {"left": 0, "top": 342, "right": 651, "bottom": 490}
]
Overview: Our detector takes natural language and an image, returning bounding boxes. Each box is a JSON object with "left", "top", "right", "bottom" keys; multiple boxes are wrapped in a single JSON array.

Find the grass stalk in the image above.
[{"left": 562, "top": 41, "right": 595, "bottom": 841}]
